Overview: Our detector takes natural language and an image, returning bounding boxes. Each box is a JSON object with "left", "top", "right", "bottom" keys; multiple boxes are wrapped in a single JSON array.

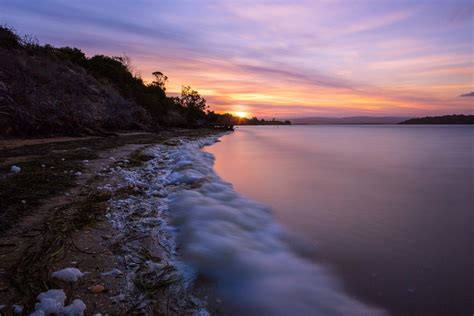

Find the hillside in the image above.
[
  {"left": 0, "top": 26, "right": 242, "bottom": 138},
  {"left": 399, "top": 115, "right": 474, "bottom": 124}
]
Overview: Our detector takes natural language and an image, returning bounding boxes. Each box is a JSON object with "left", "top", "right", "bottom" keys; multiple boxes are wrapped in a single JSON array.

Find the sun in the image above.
[{"left": 234, "top": 111, "right": 248, "bottom": 118}]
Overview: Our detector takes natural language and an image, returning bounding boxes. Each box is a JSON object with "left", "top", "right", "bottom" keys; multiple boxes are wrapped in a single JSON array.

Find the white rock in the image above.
[
  {"left": 74, "top": 172, "right": 82, "bottom": 176},
  {"left": 12, "top": 304, "right": 23, "bottom": 313},
  {"left": 10, "top": 165, "right": 21, "bottom": 173},
  {"left": 51, "top": 268, "right": 84, "bottom": 282},
  {"left": 63, "top": 299, "right": 86, "bottom": 316},
  {"left": 34, "top": 289, "right": 66, "bottom": 315},
  {"left": 101, "top": 268, "right": 123, "bottom": 276}
]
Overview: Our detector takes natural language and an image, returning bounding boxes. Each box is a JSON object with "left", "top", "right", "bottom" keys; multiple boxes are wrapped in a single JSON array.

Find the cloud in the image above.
[
  {"left": 460, "top": 91, "right": 474, "bottom": 97},
  {"left": 0, "top": 0, "right": 471, "bottom": 117}
]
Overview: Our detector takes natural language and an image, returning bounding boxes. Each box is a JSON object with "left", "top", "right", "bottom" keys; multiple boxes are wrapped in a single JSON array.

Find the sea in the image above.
[{"left": 202, "top": 125, "right": 473, "bottom": 315}]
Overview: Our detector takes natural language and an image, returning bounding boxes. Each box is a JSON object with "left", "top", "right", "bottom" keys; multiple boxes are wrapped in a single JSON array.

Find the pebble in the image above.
[
  {"left": 12, "top": 304, "right": 23, "bottom": 314},
  {"left": 89, "top": 284, "right": 106, "bottom": 294},
  {"left": 10, "top": 165, "right": 21, "bottom": 173}
]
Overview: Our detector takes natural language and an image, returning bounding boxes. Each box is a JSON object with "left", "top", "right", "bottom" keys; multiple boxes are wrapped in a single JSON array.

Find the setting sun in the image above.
[{"left": 234, "top": 111, "right": 248, "bottom": 118}]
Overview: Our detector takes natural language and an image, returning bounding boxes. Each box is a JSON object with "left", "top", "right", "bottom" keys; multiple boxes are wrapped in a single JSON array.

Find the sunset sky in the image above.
[{"left": 1, "top": 0, "right": 472, "bottom": 118}]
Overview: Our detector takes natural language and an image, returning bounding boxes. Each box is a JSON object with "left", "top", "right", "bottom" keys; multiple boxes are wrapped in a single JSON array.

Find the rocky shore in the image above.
[{"left": 0, "top": 130, "right": 219, "bottom": 315}]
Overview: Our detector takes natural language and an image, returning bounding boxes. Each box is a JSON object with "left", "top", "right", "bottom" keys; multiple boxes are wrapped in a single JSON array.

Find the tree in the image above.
[
  {"left": 151, "top": 71, "right": 168, "bottom": 91},
  {"left": 179, "top": 86, "right": 207, "bottom": 111},
  {"left": 175, "top": 86, "right": 208, "bottom": 126}
]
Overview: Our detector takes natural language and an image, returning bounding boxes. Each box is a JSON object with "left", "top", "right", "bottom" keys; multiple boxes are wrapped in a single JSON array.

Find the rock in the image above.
[
  {"left": 51, "top": 268, "right": 84, "bottom": 282},
  {"left": 89, "top": 284, "right": 106, "bottom": 294},
  {"left": 10, "top": 165, "right": 21, "bottom": 173},
  {"left": 63, "top": 299, "right": 86, "bottom": 316},
  {"left": 74, "top": 171, "right": 82, "bottom": 176},
  {"left": 12, "top": 304, "right": 23, "bottom": 313}
]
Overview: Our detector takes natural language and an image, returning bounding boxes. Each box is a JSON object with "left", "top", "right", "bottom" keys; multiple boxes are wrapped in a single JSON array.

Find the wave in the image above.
[{"left": 164, "top": 136, "right": 386, "bottom": 316}]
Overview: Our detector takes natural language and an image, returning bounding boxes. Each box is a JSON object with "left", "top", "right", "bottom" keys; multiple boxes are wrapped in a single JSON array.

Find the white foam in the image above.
[{"left": 166, "top": 136, "right": 386, "bottom": 315}]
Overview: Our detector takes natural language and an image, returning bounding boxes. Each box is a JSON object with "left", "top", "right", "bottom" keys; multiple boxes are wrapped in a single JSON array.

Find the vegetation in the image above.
[
  {"left": 0, "top": 26, "right": 288, "bottom": 137},
  {"left": 399, "top": 115, "right": 474, "bottom": 125}
]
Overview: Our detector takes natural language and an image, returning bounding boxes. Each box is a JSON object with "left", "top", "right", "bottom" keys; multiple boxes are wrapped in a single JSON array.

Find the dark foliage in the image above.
[
  {"left": 399, "top": 115, "right": 474, "bottom": 125},
  {"left": 0, "top": 26, "right": 289, "bottom": 136},
  {"left": 0, "top": 26, "right": 22, "bottom": 49}
]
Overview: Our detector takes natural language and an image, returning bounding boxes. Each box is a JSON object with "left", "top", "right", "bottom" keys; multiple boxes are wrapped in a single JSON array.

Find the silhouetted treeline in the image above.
[
  {"left": 0, "top": 26, "right": 281, "bottom": 137},
  {"left": 399, "top": 115, "right": 474, "bottom": 125},
  {"left": 236, "top": 117, "right": 291, "bottom": 125}
]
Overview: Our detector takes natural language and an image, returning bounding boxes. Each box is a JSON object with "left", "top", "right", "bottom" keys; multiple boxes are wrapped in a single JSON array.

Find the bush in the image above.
[{"left": 0, "top": 26, "right": 22, "bottom": 49}]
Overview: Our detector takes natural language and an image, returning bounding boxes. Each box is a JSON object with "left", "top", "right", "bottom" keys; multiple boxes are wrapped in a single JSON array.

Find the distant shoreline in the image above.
[{"left": 286, "top": 114, "right": 473, "bottom": 125}]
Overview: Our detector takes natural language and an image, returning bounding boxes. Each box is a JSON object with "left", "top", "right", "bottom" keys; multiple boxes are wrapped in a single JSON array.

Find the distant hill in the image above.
[
  {"left": 399, "top": 115, "right": 474, "bottom": 125},
  {"left": 289, "top": 116, "right": 410, "bottom": 125}
]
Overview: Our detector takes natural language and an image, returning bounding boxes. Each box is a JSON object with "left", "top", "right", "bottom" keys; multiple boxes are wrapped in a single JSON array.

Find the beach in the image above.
[{"left": 0, "top": 130, "right": 219, "bottom": 315}]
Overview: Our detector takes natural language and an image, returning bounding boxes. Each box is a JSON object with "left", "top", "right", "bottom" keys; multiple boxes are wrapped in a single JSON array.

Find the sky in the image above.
[{"left": 1, "top": 0, "right": 473, "bottom": 118}]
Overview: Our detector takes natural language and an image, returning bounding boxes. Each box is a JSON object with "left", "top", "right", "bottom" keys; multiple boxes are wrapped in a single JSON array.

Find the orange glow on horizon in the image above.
[{"left": 234, "top": 111, "right": 249, "bottom": 118}]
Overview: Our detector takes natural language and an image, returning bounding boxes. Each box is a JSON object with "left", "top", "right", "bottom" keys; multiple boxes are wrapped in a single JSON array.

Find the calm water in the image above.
[{"left": 205, "top": 125, "right": 473, "bottom": 315}]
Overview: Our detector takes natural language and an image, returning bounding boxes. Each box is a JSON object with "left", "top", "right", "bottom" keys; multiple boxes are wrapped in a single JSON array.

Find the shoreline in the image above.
[
  {"left": 0, "top": 129, "right": 221, "bottom": 315},
  {"left": 1, "top": 128, "right": 387, "bottom": 315}
]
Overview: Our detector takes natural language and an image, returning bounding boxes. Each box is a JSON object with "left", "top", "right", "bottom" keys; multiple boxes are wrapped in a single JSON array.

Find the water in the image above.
[{"left": 205, "top": 125, "right": 473, "bottom": 315}]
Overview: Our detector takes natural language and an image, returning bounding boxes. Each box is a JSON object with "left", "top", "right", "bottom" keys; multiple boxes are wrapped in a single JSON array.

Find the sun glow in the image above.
[{"left": 234, "top": 111, "right": 248, "bottom": 118}]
